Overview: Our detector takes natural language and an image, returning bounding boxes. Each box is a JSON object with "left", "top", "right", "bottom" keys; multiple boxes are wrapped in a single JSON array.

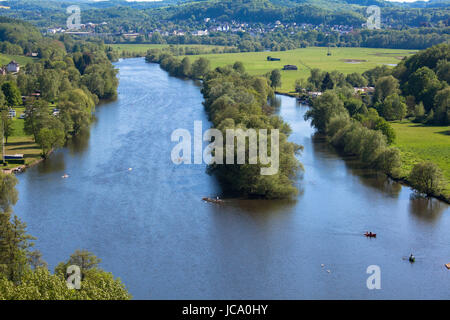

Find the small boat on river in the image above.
[
  {"left": 202, "top": 197, "right": 224, "bottom": 204},
  {"left": 364, "top": 232, "right": 376, "bottom": 238}
]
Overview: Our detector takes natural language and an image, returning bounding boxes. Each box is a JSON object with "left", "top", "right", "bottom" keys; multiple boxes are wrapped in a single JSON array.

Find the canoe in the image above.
[
  {"left": 364, "top": 233, "right": 377, "bottom": 238},
  {"left": 445, "top": 263, "right": 450, "bottom": 270}
]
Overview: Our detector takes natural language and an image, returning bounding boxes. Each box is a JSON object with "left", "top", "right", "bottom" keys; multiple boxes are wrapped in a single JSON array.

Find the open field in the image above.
[
  {"left": 109, "top": 43, "right": 235, "bottom": 54},
  {"left": 188, "top": 47, "right": 416, "bottom": 93},
  {"left": 391, "top": 121, "right": 450, "bottom": 198},
  {"left": 0, "top": 53, "right": 35, "bottom": 66}
]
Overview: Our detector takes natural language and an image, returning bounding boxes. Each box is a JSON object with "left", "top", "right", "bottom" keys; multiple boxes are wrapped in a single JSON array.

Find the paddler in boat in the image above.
[{"left": 409, "top": 253, "right": 415, "bottom": 263}]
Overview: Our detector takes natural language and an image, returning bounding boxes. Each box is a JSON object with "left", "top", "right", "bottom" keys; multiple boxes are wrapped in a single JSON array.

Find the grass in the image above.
[
  {"left": 109, "top": 43, "right": 234, "bottom": 54},
  {"left": 187, "top": 47, "right": 416, "bottom": 93},
  {"left": 391, "top": 121, "right": 450, "bottom": 198},
  {"left": 0, "top": 53, "right": 35, "bottom": 66},
  {"left": 2, "top": 108, "right": 42, "bottom": 169},
  {"left": 3, "top": 135, "right": 41, "bottom": 169}
]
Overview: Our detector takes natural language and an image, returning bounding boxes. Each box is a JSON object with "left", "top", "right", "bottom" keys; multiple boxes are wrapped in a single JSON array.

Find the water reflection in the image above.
[
  {"left": 36, "top": 152, "right": 66, "bottom": 174},
  {"left": 66, "top": 129, "right": 91, "bottom": 154},
  {"left": 409, "top": 195, "right": 447, "bottom": 223}
]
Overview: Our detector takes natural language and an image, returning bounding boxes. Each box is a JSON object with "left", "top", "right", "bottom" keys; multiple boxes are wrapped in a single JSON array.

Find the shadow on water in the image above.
[
  {"left": 66, "top": 129, "right": 91, "bottom": 155},
  {"left": 409, "top": 194, "right": 447, "bottom": 223},
  {"left": 310, "top": 133, "right": 402, "bottom": 198},
  {"left": 36, "top": 152, "right": 66, "bottom": 174}
]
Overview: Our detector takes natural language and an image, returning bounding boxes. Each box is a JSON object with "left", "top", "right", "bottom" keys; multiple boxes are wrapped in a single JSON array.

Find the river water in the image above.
[{"left": 14, "top": 58, "right": 449, "bottom": 299}]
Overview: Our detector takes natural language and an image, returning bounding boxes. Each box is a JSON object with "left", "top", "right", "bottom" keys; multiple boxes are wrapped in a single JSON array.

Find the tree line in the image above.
[
  {"left": 300, "top": 43, "right": 448, "bottom": 199},
  {"left": 0, "top": 24, "right": 119, "bottom": 157},
  {"left": 146, "top": 49, "right": 303, "bottom": 199}
]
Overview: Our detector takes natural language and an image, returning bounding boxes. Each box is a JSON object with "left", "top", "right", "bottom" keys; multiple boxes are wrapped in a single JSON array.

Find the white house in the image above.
[{"left": 6, "top": 61, "right": 19, "bottom": 73}]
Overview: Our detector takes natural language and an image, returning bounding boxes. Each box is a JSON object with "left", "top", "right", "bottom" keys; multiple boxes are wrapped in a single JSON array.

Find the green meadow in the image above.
[
  {"left": 109, "top": 43, "right": 234, "bottom": 54},
  {"left": 0, "top": 53, "right": 34, "bottom": 66},
  {"left": 189, "top": 47, "right": 416, "bottom": 93},
  {"left": 391, "top": 121, "right": 450, "bottom": 198}
]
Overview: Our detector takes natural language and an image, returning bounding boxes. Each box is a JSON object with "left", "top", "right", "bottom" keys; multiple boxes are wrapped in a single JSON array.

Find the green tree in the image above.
[
  {"left": 305, "top": 91, "right": 346, "bottom": 133},
  {"left": 269, "top": 69, "right": 281, "bottom": 89},
  {"left": 0, "top": 172, "right": 18, "bottom": 213},
  {"left": 1, "top": 82, "right": 22, "bottom": 107},
  {"left": 346, "top": 72, "right": 368, "bottom": 87},
  {"left": 378, "top": 94, "right": 407, "bottom": 121},
  {"left": 37, "top": 127, "right": 65, "bottom": 157},
  {"left": 433, "top": 87, "right": 450, "bottom": 125},
  {"left": 409, "top": 162, "right": 443, "bottom": 196},
  {"left": 180, "top": 57, "right": 191, "bottom": 77},
  {"left": 191, "top": 57, "right": 210, "bottom": 79},
  {"left": 374, "top": 75, "right": 399, "bottom": 102},
  {"left": 232, "top": 61, "right": 245, "bottom": 73},
  {"left": 1, "top": 110, "right": 14, "bottom": 143}
]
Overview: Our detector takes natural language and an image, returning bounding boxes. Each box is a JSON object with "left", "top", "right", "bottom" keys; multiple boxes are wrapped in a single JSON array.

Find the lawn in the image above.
[
  {"left": 0, "top": 53, "right": 35, "bottom": 66},
  {"left": 391, "top": 121, "right": 450, "bottom": 198},
  {"left": 4, "top": 135, "right": 41, "bottom": 169},
  {"left": 188, "top": 47, "right": 416, "bottom": 93}
]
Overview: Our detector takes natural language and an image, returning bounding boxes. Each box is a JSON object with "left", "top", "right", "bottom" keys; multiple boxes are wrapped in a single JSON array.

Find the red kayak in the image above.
[{"left": 364, "top": 232, "right": 377, "bottom": 238}]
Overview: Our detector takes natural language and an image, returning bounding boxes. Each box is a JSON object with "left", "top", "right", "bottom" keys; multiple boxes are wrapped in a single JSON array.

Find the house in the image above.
[
  {"left": 282, "top": 65, "right": 298, "bottom": 71},
  {"left": 192, "top": 30, "right": 208, "bottom": 36},
  {"left": 6, "top": 61, "right": 19, "bottom": 73},
  {"left": 354, "top": 87, "right": 375, "bottom": 95},
  {"left": 8, "top": 109, "right": 16, "bottom": 119}
]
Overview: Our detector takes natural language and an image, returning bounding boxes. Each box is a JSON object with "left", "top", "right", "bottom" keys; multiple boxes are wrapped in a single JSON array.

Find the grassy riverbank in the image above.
[
  {"left": 391, "top": 121, "right": 450, "bottom": 199},
  {"left": 186, "top": 47, "right": 416, "bottom": 93}
]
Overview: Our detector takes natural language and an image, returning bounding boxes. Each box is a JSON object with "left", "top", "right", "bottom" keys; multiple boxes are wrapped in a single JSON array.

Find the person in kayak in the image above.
[{"left": 409, "top": 254, "right": 415, "bottom": 263}]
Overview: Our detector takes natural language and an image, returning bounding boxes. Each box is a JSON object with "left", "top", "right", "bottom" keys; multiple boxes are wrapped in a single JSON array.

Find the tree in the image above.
[
  {"left": 1, "top": 82, "right": 22, "bottom": 107},
  {"left": 232, "top": 61, "right": 245, "bottom": 73},
  {"left": 378, "top": 94, "right": 407, "bottom": 121},
  {"left": 321, "top": 72, "right": 335, "bottom": 91},
  {"left": 409, "top": 162, "right": 443, "bottom": 196},
  {"left": 55, "top": 249, "right": 101, "bottom": 280},
  {"left": 374, "top": 75, "right": 399, "bottom": 102},
  {"left": 1, "top": 110, "right": 14, "bottom": 143},
  {"left": 405, "top": 67, "right": 442, "bottom": 110},
  {"left": 180, "top": 57, "right": 191, "bottom": 77},
  {"left": 269, "top": 69, "right": 281, "bottom": 89},
  {"left": 433, "top": 87, "right": 450, "bottom": 125},
  {"left": 305, "top": 91, "right": 346, "bottom": 133},
  {"left": 375, "top": 119, "right": 396, "bottom": 144},
  {"left": 191, "top": 57, "right": 210, "bottom": 79},
  {"left": 346, "top": 72, "right": 368, "bottom": 87},
  {"left": 0, "top": 172, "right": 18, "bottom": 213},
  {"left": 37, "top": 127, "right": 65, "bottom": 157}
]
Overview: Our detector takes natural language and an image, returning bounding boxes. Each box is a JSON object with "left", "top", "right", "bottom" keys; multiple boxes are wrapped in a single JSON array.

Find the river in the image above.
[{"left": 14, "top": 58, "right": 449, "bottom": 299}]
